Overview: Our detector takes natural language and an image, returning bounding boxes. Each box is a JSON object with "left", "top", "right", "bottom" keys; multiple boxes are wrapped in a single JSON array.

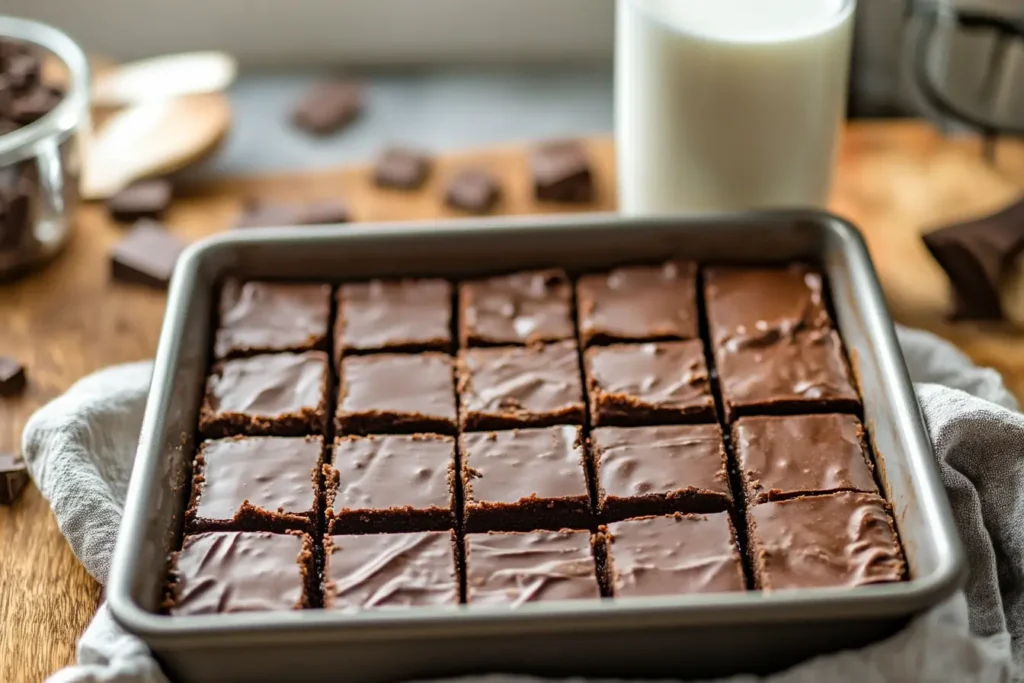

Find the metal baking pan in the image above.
[{"left": 108, "top": 211, "right": 964, "bottom": 683}]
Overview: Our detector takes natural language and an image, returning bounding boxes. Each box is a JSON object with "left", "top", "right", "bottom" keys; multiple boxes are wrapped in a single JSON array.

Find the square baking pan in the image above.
[{"left": 108, "top": 211, "right": 964, "bottom": 683}]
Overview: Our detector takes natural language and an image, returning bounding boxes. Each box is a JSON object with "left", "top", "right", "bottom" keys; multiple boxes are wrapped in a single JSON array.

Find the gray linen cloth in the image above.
[{"left": 22, "top": 327, "right": 1024, "bottom": 683}]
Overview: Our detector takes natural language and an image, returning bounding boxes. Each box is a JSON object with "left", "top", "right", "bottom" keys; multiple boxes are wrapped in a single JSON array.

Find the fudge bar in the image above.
[
  {"left": 214, "top": 280, "right": 332, "bottom": 359},
  {"left": 457, "top": 341, "right": 585, "bottom": 431},
  {"left": 336, "top": 353, "right": 457, "bottom": 435},
  {"left": 602, "top": 513, "right": 746, "bottom": 598},
  {"left": 577, "top": 262, "right": 698, "bottom": 345},
  {"left": 166, "top": 531, "right": 315, "bottom": 615},
  {"left": 460, "top": 426, "right": 590, "bottom": 532},
  {"left": 592, "top": 424, "right": 732, "bottom": 521},
  {"left": 747, "top": 491, "right": 905, "bottom": 591},
  {"left": 325, "top": 434, "right": 456, "bottom": 533},
  {"left": 584, "top": 340, "right": 715, "bottom": 426},
  {"left": 336, "top": 278, "right": 452, "bottom": 354},
  {"left": 734, "top": 414, "right": 877, "bottom": 504},
  {"left": 324, "top": 531, "right": 459, "bottom": 610},
  {"left": 458, "top": 269, "right": 574, "bottom": 347},
  {"left": 186, "top": 436, "right": 323, "bottom": 534},
  {"left": 199, "top": 351, "right": 329, "bottom": 438},
  {"left": 464, "top": 529, "right": 602, "bottom": 605}
]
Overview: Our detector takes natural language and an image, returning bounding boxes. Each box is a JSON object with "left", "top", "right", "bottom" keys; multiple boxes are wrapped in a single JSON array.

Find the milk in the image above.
[{"left": 616, "top": 0, "right": 855, "bottom": 214}]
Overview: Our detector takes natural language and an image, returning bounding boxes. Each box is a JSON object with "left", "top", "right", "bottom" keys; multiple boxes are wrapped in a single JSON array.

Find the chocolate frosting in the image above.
[
  {"left": 338, "top": 278, "right": 452, "bottom": 352},
  {"left": 460, "top": 269, "right": 574, "bottom": 345},
  {"left": 325, "top": 531, "right": 457, "bottom": 609},
  {"left": 339, "top": 352, "right": 456, "bottom": 420},
  {"left": 214, "top": 280, "right": 331, "bottom": 358},
  {"left": 578, "top": 262, "right": 698, "bottom": 342},
  {"left": 459, "top": 341, "right": 583, "bottom": 418},
  {"left": 169, "top": 531, "right": 312, "bottom": 614},
  {"left": 205, "top": 351, "right": 327, "bottom": 418},
  {"left": 749, "top": 491, "right": 905, "bottom": 590},
  {"left": 465, "top": 530, "right": 600, "bottom": 605},
  {"left": 586, "top": 341, "right": 713, "bottom": 413},
  {"left": 607, "top": 513, "right": 746, "bottom": 597},
  {"left": 734, "top": 414, "right": 876, "bottom": 503}
]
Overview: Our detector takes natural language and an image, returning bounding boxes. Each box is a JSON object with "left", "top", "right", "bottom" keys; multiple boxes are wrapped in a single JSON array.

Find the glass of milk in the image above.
[{"left": 616, "top": 0, "right": 855, "bottom": 214}]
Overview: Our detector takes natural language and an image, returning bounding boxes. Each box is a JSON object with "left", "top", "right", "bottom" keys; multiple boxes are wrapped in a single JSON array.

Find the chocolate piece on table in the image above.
[
  {"left": 585, "top": 341, "right": 715, "bottom": 426},
  {"left": 291, "top": 79, "right": 363, "bottom": 136},
  {"left": 458, "top": 269, "right": 574, "bottom": 347},
  {"left": 922, "top": 198, "right": 1024, "bottom": 320},
  {"left": 592, "top": 424, "right": 732, "bottom": 520},
  {"left": 460, "top": 426, "right": 590, "bottom": 532},
  {"left": 105, "top": 179, "right": 173, "bottom": 222},
  {"left": 186, "top": 436, "right": 323, "bottom": 534},
  {"left": 199, "top": 351, "right": 329, "bottom": 438},
  {"left": 336, "top": 353, "right": 457, "bottom": 435},
  {"left": 747, "top": 491, "right": 905, "bottom": 591},
  {"left": 734, "top": 414, "right": 876, "bottom": 504},
  {"left": 324, "top": 531, "right": 459, "bottom": 610},
  {"left": 336, "top": 278, "right": 452, "bottom": 354},
  {"left": 235, "top": 199, "right": 351, "bottom": 229},
  {"left": 374, "top": 147, "right": 432, "bottom": 190},
  {"left": 166, "top": 531, "right": 315, "bottom": 615},
  {"left": 445, "top": 169, "right": 500, "bottom": 213},
  {"left": 457, "top": 341, "right": 585, "bottom": 431},
  {"left": 0, "top": 452, "right": 29, "bottom": 505},
  {"left": 214, "top": 280, "right": 332, "bottom": 359},
  {"left": 325, "top": 434, "right": 456, "bottom": 533},
  {"left": 0, "top": 356, "right": 26, "bottom": 395},
  {"left": 602, "top": 513, "right": 746, "bottom": 598},
  {"left": 464, "top": 529, "right": 601, "bottom": 605},
  {"left": 530, "top": 140, "right": 594, "bottom": 203},
  {"left": 110, "top": 221, "right": 187, "bottom": 288},
  {"left": 300, "top": 200, "right": 351, "bottom": 225},
  {"left": 577, "top": 262, "right": 699, "bottom": 345}
]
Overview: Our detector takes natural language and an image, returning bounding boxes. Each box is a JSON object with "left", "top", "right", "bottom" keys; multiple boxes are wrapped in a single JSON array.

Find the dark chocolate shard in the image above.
[
  {"left": 110, "top": 221, "right": 187, "bottom": 288},
  {"left": 291, "top": 80, "right": 363, "bottom": 136},
  {"left": 0, "top": 452, "right": 29, "bottom": 504},
  {"left": 445, "top": 169, "right": 500, "bottom": 213},
  {"left": 106, "top": 179, "right": 173, "bottom": 223},
  {"left": 0, "top": 356, "right": 26, "bottom": 395}
]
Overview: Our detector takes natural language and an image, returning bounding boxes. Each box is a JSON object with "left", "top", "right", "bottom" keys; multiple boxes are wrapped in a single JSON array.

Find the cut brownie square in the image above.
[
  {"left": 336, "top": 353, "right": 457, "bottom": 435},
  {"left": 601, "top": 513, "right": 746, "bottom": 598},
  {"left": 325, "top": 434, "right": 456, "bottom": 533},
  {"left": 165, "top": 531, "right": 315, "bottom": 615},
  {"left": 214, "top": 280, "right": 331, "bottom": 359},
  {"left": 460, "top": 426, "right": 590, "bottom": 532},
  {"left": 715, "top": 329, "right": 860, "bottom": 420},
  {"left": 458, "top": 269, "right": 574, "bottom": 347},
  {"left": 734, "top": 414, "right": 877, "bottom": 504},
  {"left": 199, "top": 351, "right": 329, "bottom": 438},
  {"left": 186, "top": 436, "right": 323, "bottom": 534},
  {"left": 324, "top": 531, "right": 459, "bottom": 610},
  {"left": 592, "top": 425, "right": 731, "bottom": 521},
  {"left": 336, "top": 278, "right": 452, "bottom": 354},
  {"left": 585, "top": 340, "right": 715, "bottom": 426},
  {"left": 457, "top": 341, "right": 584, "bottom": 431},
  {"left": 577, "top": 261, "right": 698, "bottom": 345},
  {"left": 747, "top": 491, "right": 905, "bottom": 591},
  {"left": 464, "top": 529, "right": 602, "bottom": 605}
]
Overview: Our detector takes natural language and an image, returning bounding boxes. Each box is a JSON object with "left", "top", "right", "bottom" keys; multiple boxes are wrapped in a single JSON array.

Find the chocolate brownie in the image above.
[
  {"left": 186, "top": 436, "right": 323, "bottom": 534},
  {"left": 214, "top": 280, "right": 332, "bottom": 359},
  {"left": 464, "top": 529, "right": 602, "bottom": 605},
  {"left": 747, "top": 491, "right": 905, "bottom": 591},
  {"left": 199, "top": 351, "right": 329, "bottom": 438},
  {"left": 336, "top": 353, "right": 457, "bottom": 435},
  {"left": 734, "top": 414, "right": 877, "bottom": 504},
  {"left": 592, "top": 425, "right": 732, "bottom": 520},
  {"left": 457, "top": 341, "right": 584, "bottom": 431},
  {"left": 325, "top": 434, "right": 456, "bottom": 533},
  {"left": 577, "top": 262, "right": 698, "bottom": 345},
  {"left": 584, "top": 341, "right": 715, "bottom": 426},
  {"left": 166, "top": 531, "right": 315, "bottom": 615},
  {"left": 459, "top": 269, "right": 574, "bottom": 347},
  {"left": 460, "top": 426, "right": 590, "bottom": 532},
  {"left": 336, "top": 278, "right": 452, "bottom": 354},
  {"left": 324, "top": 531, "right": 459, "bottom": 610}
]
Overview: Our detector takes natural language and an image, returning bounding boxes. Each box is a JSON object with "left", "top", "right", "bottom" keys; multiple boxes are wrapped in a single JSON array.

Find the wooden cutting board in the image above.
[{"left": 1, "top": 119, "right": 1022, "bottom": 682}]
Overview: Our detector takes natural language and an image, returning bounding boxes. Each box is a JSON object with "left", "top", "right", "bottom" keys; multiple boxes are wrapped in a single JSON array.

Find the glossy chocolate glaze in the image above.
[
  {"left": 459, "top": 269, "right": 574, "bottom": 346},
  {"left": 214, "top": 280, "right": 331, "bottom": 359},
  {"left": 337, "top": 278, "right": 452, "bottom": 353}
]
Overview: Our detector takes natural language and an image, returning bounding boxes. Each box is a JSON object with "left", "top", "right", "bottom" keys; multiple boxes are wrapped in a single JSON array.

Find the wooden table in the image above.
[{"left": 2, "top": 120, "right": 1023, "bottom": 682}]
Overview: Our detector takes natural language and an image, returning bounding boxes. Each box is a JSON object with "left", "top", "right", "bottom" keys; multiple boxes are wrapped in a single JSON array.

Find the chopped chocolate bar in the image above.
[
  {"left": 291, "top": 79, "right": 363, "bottom": 136},
  {"left": 0, "top": 356, "right": 26, "bottom": 396},
  {"left": 445, "top": 169, "right": 500, "bottom": 213},
  {"left": 109, "top": 221, "right": 187, "bottom": 288},
  {"left": 374, "top": 147, "right": 432, "bottom": 190},
  {"left": 0, "top": 452, "right": 29, "bottom": 504},
  {"left": 105, "top": 179, "right": 173, "bottom": 223},
  {"left": 530, "top": 140, "right": 594, "bottom": 203}
]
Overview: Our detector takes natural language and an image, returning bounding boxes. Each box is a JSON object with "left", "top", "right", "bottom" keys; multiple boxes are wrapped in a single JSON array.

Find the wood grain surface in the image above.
[{"left": 1, "top": 120, "right": 1022, "bottom": 681}]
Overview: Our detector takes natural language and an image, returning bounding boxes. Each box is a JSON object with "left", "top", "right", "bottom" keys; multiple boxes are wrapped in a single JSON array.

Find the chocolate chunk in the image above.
[
  {"left": 291, "top": 79, "right": 363, "bottom": 136},
  {"left": 301, "top": 200, "right": 351, "bottom": 225},
  {"left": 923, "top": 198, "right": 1024, "bottom": 320},
  {"left": 105, "top": 179, "right": 173, "bottom": 223},
  {"left": 336, "top": 278, "right": 453, "bottom": 354},
  {"left": 374, "top": 147, "right": 432, "bottom": 190},
  {"left": 445, "top": 169, "right": 500, "bottom": 213},
  {"left": 0, "top": 452, "right": 29, "bottom": 504},
  {"left": 0, "top": 356, "right": 26, "bottom": 395},
  {"left": 235, "top": 199, "right": 351, "bottom": 228},
  {"left": 0, "top": 41, "right": 62, "bottom": 134},
  {"left": 10, "top": 85, "right": 62, "bottom": 125},
  {"left": 109, "top": 221, "right": 187, "bottom": 288},
  {"left": 215, "top": 280, "right": 332, "bottom": 359},
  {"left": 530, "top": 140, "right": 594, "bottom": 203},
  {"left": 458, "top": 269, "right": 574, "bottom": 347}
]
